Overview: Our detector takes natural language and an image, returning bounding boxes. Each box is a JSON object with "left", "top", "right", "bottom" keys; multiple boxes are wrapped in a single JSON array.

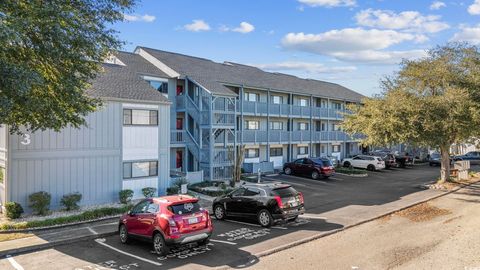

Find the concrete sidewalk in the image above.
[{"left": 0, "top": 197, "right": 213, "bottom": 257}]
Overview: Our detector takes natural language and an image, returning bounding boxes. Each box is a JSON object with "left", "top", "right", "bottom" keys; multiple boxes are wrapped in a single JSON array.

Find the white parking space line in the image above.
[
  {"left": 94, "top": 238, "right": 162, "bottom": 266},
  {"left": 329, "top": 177, "right": 344, "bottom": 181},
  {"left": 87, "top": 227, "right": 98, "bottom": 235},
  {"left": 6, "top": 255, "right": 24, "bottom": 270},
  {"left": 280, "top": 175, "right": 331, "bottom": 185},
  {"left": 223, "top": 219, "right": 287, "bottom": 230},
  {"left": 210, "top": 239, "right": 237, "bottom": 245},
  {"left": 262, "top": 177, "right": 307, "bottom": 187}
]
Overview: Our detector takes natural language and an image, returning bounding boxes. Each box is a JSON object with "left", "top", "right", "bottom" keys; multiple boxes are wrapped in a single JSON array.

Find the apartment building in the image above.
[
  {"left": 135, "top": 47, "right": 364, "bottom": 181},
  {"left": 0, "top": 52, "right": 171, "bottom": 209}
]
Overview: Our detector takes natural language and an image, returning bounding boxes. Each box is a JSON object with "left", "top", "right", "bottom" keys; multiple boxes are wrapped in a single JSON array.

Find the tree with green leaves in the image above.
[
  {"left": 0, "top": 0, "right": 136, "bottom": 134},
  {"left": 343, "top": 43, "right": 480, "bottom": 184}
]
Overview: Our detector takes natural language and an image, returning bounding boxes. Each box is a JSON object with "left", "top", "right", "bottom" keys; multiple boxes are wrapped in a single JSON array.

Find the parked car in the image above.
[
  {"left": 118, "top": 195, "right": 213, "bottom": 255},
  {"left": 454, "top": 151, "right": 480, "bottom": 165},
  {"left": 394, "top": 153, "right": 414, "bottom": 168},
  {"left": 212, "top": 183, "right": 305, "bottom": 227},
  {"left": 283, "top": 158, "right": 335, "bottom": 179},
  {"left": 320, "top": 155, "right": 339, "bottom": 167},
  {"left": 342, "top": 155, "right": 386, "bottom": 171},
  {"left": 428, "top": 153, "right": 442, "bottom": 166},
  {"left": 369, "top": 151, "right": 397, "bottom": 168}
]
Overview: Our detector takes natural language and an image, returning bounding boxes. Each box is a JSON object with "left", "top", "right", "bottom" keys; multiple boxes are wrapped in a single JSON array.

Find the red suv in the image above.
[{"left": 118, "top": 195, "right": 213, "bottom": 255}]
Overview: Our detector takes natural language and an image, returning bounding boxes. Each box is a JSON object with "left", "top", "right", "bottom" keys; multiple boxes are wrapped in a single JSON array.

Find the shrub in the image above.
[
  {"left": 60, "top": 193, "right": 82, "bottom": 211},
  {"left": 5, "top": 202, "right": 23, "bottom": 219},
  {"left": 220, "top": 183, "right": 227, "bottom": 190},
  {"left": 166, "top": 187, "right": 179, "bottom": 195},
  {"left": 142, "top": 187, "right": 157, "bottom": 198},
  {"left": 28, "top": 191, "right": 51, "bottom": 215},
  {"left": 119, "top": 189, "right": 134, "bottom": 204}
]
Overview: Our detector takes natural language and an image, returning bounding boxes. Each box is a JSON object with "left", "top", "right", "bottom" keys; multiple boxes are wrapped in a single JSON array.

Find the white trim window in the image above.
[
  {"left": 245, "top": 149, "right": 260, "bottom": 158},
  {"left": 123, "top": 109, "right": 158, "bottom": 126},
  {"left": 298, "top": 122, "right": 309, "bottom": 131},
  {"left": 298, "top": 146, "right": 308, "bottom": 155},
  {"left": 271, "top": 95, "right": 283, "bottom": 104},
  {"left": 245, "top": 120, "right": 260, "bottom": 130},
  {"left": 332, "top": 123, "right": 341, "bottom": 131},
  {"left": 244, "top": 92, "right": 259, "bottom": 102},
  {"left": 123, "top": 161, "right": 158, "bottom": 179},
  {"left": 270, "top": 121, "right": 283, "bottom": 130},
  {"left": 147, "top": 79, "right": 168, "bottom": 94},
  {"left": 299, "top": 98, "right": 308, "bottom": 107},
  {"left": 332, "top": 145, "right": 341, "bottom": 153},
  {"left": 270, "top": 147, "right": 283, "bottom": 157},
  {"left": 333, "top": 102, "right": 342, "bottom": 110}
]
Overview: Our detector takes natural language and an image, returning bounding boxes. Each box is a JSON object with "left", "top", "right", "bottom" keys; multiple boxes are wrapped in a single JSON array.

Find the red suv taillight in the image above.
[
  {"left": 298, "top": 192, "right": 304, "bottom": 204},
  {"left": 274, "top": 196, "right": 284, "bottom": 209},
  {"left": 167, "top": 217, "right": 179, "bottom": 234}
]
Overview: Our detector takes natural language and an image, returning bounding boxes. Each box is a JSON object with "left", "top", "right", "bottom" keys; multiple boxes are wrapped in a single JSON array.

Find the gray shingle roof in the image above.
[
  {"left": 87, "top": 51, "right": 170, "bottom": 103},
  {"left": 139, "top": 47, "right": 364, "bottom": 102}
]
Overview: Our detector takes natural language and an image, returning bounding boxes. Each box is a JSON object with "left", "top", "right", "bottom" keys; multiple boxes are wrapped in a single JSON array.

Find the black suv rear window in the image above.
[
  {"left": 168, "top": 202, "right": 201, "bottom": 215},
  {"left": 271, "top": 187, "right": 297, "bottom": 198}
]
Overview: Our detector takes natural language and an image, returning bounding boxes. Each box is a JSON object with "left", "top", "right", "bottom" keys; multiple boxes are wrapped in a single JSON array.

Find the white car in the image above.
[{"left": 342, "top": 155, "right": 386, "bottom": 171}]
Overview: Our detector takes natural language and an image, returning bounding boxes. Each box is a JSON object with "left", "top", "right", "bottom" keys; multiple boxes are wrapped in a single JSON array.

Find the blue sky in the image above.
[{"left": 115, "top": 0, "right": 480, "bottom": 97}]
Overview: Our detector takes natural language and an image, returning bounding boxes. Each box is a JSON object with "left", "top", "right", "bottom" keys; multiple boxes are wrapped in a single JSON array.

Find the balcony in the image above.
[
  {"left": 291, "top": 106, "right": 311, "bottom": 117},
  {"left": 236, "top": 130, "right": 360, "bottom": 144},
  {"left": 175, "top": 95, "right": 185, "bottom": 110},
  {"left": 291, "top": 130, "right": 311, "bottom": 142},
  {"left": 171, "top": 130, "right": 185, "bottom": 145}
]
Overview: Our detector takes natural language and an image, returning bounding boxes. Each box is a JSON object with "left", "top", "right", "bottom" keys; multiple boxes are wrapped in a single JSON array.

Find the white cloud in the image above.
[
  {"left": 430, "top": 1, "right": 446, "bottom": 10},
  {"left": 450, "top": 25, "right": 480, "bottom": 44},
  {"left": 233, "top": 22, "right": 255, "bottom": 33},
  {"left": 298, "top": 0, "right": 356, "bottom": 7},
  {"left": 282, "top": 29, "right": 418, "bottom": 53},
  {"left": 468, "top": 0, "right": 480, "bottom": 15},
  {"left": 355, "top": 9, "right": 449, "bottom": 33},
  {"left": 123, "top": 14, "right": 156, "bottom": 22},
  {"left": 183, "top": 20, "right": 211, "bottom": 32},
  {"left": 220, "top": 22, "right": 255, "bottom": 34},
  {"left": 255, "top": 61, "right": 357, "bottom": 74},
  {"left": 281, "top": 28, "right": 427, "bottom": 64}
]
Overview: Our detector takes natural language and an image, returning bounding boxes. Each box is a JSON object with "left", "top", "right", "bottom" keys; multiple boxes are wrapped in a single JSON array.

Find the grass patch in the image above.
[
  {"left": 335, "top": 167, "right": 368, "bottom": 175},
  {"left": 0, "top": 232, "right": 33, "bottom": 242},
  {"left": 0, "top": 204, "right": 132, "bottom": 231}
]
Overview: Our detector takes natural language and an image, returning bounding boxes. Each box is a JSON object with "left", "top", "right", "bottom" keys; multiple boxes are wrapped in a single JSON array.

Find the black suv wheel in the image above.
[{"left": 257, "top": 209, "right": 273, "bottom": 227}]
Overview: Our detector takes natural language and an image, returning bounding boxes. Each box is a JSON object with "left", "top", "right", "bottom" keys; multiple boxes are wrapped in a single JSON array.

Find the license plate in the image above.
[
  {"left": 188, "top": 217, "right": 199, "bottom": 224},
  {"left": 289, "top": 201, "right": 299, "bottom": 207}
]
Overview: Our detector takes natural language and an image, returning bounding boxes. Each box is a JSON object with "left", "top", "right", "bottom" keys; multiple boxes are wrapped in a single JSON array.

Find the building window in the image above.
[
  {"left": 298, "top": 122, "right": 309, "bottom": 130},
  {"left": 245, "top": 149, "right": 260, "bottom": 158},
  {"left": 332, "top": 145, "right": 341, "bottom": 153},
  {"left": 245, "top": 120, "right": 259, "bottom": 130},
  {"left": 148, "top": 80, "right": 168, "bottom": 94},
  {"left": 123, "top": 161, "right": 158, "bottom": 179},
  {"left": 270, "top": 148, "right": 283, "bottom": 157},
  {"left": 321, "top": 123, "right": 326, "bottom": 131},
  {"left": 244, "top": 92, "right": 259, "bottom": 102},
  {"left": 332, "top": 123, "right": 341, "bottom": 131},
  {"left": 299, "top": 98, "right": 308, "bottom": 107},
  {"left": 272, "top": 95, "right": 283, "bottom": 104},
  {"left": 298, "top": 146, "right": 308, "bottom": 155},
  {"left": 270, "top": 121, "right": 283, "bottom": 130},
  {"left": 333, "top": 102, "right": 342, "bottom": 110},
  {"left": 123, "top": 109, "right": 158, "bottom": 126},
  {"left": 321, "top": 145, "right": 325, "bottom": 153}
]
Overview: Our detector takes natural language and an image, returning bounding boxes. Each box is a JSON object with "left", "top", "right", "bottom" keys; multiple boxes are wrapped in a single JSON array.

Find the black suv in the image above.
[{"left": 212, "top": 183, "right": 305, "bottom": 227}]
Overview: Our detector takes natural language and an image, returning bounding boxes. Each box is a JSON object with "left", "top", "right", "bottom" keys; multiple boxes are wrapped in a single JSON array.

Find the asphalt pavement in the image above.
[{"left": 1, "top": 165, "right": 461, "bottom": 270}]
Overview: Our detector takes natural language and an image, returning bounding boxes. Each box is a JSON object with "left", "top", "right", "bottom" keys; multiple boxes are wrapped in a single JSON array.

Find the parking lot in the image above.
[{"left": 1, "top": 165, "right": 455, "bottom": 270}]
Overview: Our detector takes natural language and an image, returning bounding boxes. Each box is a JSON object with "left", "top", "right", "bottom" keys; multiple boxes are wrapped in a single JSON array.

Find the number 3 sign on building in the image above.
[{"left": 20, "top": 134, "right": 31, "bottom": 145}]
